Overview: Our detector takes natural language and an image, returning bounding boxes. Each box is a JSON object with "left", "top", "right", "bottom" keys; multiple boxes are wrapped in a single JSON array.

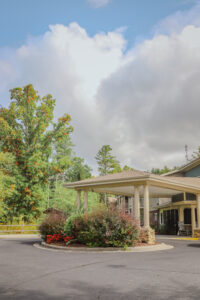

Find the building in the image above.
[
  {"left": 65, "top": 167, "right": 200, "bottom": 240},
  {"left": 150, "top": 157, "right": 200, "bottom": 235}
]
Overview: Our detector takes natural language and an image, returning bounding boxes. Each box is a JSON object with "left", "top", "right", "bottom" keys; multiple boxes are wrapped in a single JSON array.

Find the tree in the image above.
[
  {"left": 151, "top": 166, "right": 177, "bottom": 175},
  {"left": 95, "top": 145, "right": 121, "bottom": 176},
  {"left": 0, "top": 84, "right": 73, "bottom": 221},
  {"left": 192, "top": 146, "right": 200, "bottom": 159},
  {"left": 50, "top": 134, "right": 74, "bottom": 187},
  {"left": 0, "top": 152, "right": 16, "bottom": 201},
  {"left": 52, "top": 134, "right": 74, "bottom": 175},
  {"left": 66, "top": 157, "right": 92, "bottom": 182},
  {"left": 0, "top": 152, "right": 17, "bottom": 222},
  {"left": 122, "top": 165, "right": 134, "bottom": 171}
]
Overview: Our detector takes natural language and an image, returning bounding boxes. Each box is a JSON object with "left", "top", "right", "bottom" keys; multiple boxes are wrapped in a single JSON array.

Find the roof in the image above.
[
  {"left": 163, "top": 157, "right": 200, "bottom": 176},
  {"left": 66, "top": 170, "right": 150, "bottom": 186},
  {"left": 64, "top": 170, "right": 200, "bottom": 196}
]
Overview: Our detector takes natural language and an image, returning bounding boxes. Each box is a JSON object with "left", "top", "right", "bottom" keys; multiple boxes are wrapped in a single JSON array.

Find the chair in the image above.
[{"left": 178, "top": 222, "right": 187, "bottom": 236}]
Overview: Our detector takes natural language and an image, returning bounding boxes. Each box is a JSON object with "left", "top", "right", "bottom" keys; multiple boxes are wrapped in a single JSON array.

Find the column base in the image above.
[
  {"left": 193, "top": 229, "right": 200, "bottom": 238},
  {"left": 138, "top": 227, "right": 155, "bottom": 245}
]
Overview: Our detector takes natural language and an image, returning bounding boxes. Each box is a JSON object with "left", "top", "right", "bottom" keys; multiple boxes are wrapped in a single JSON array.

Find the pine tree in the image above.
[{"left": 95, "top": 145, "right": 121, "bottom": 176}]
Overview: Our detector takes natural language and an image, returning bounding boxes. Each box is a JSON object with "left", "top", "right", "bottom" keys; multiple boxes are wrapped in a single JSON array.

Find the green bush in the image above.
[
  {"left": 39, "top": 213, "right": 66, "bottom": 240},
  {"left": 64, "top": 205, "right": 139, "bottom": 247}
]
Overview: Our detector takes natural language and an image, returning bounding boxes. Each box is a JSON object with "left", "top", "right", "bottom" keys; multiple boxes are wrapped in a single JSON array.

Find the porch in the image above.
[{"left": 154, "top": 201, "right": 198, "bottom": 236}]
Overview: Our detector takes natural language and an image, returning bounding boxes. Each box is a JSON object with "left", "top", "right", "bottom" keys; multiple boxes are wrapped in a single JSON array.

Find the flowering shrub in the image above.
[
  {"left": 39, "top": 213, "right": 66, "bottom": 240},
  {"left": 64, "top": 206, "right": 139, "bottom": 247},
  {"left": 63, "top": 235, "right": 74, "bottom": 243},
  {"left": 46, "top": 234, "right": 74, "bottom": 244}
]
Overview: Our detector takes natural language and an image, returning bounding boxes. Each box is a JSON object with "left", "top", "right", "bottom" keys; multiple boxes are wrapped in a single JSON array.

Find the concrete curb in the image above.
[{"left": 34, "top": 241, "right": 174, "bottom": 253}]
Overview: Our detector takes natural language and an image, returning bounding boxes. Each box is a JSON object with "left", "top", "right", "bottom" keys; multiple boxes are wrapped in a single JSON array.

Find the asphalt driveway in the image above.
[{"left": 0, "top": 236, "right": 200, "bottom": 299}]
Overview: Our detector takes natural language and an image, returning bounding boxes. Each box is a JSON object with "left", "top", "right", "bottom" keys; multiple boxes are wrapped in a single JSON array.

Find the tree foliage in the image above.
[
  {"left": 0, "top": 84, "right": 73, "bottom": 221},
  {"left": 0, "top": 152, "right": 16, "bottom": 201},
  {"left": 122, "top": 165, "right": 134, "bottom": 171},
  {"left": 95, "top": 145, "right": 134, "bottom": 176},
  {"left": 151, "top": 166, "right": 177, "bottom": 175},
  {"left": 51, "top": 134, "right": 74, "bottom": 177},
  {"left": 95, "top": 145, "right": 121, "bottom": 176},
  {"left": 66, "top": 157, "right": 92, "bottom": 182},
  {"left": 0, "top": 152, "right": 18, "bottom": 222}
]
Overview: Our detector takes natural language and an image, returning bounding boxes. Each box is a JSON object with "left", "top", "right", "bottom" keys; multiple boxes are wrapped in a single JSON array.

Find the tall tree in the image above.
[
  {"left": 0, "top": 152, "right": 17, "bottom": 222},
  {"left": 0, "top": 84, "right": 73, "bottom": 221},
  {"left": 51, "top": 134, "right": 74, "bottom": 181},
  {"left": 95, "top": 145, "right": 121, "bottom": 176},
  {"left": 66, "top": 157, "right": 92, "bottom": 182}
]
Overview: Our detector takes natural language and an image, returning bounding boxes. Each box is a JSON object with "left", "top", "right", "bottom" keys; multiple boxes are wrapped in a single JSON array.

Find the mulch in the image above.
[{"left": 46, "top": 241, "right": 161, "bottom": 247}]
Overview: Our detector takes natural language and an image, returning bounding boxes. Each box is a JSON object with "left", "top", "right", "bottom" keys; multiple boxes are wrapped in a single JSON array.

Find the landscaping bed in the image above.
[{"left": 39, "top": 205, "right": 156, "bottom": 249}]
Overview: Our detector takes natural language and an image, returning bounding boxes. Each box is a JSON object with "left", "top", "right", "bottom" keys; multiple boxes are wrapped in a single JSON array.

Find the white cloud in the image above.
[
  {"left": 0, "top": 22, "right": 125, "bottom": 170},
  {"left": 87, "top": 0, "right": 111, "bottom": 8},
  {"left": 154, "top": 2, "right": 200, "bottom": 35},
  {"left": 96, "top": 24, "right": 200, "bottom": 169},
  {"left": 1, "top": 5, "right": 200, "bottom": 173}
]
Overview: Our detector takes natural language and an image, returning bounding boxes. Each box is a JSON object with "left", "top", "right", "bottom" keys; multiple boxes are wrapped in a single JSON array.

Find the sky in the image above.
[{"left": 0, "top": 0, "right": 200, "bottom": 173}]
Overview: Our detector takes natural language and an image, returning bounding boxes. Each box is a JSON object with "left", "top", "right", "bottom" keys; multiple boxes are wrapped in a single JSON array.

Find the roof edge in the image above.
[{"left": 163, "top": 157, "right": 200, "bottom": 176}]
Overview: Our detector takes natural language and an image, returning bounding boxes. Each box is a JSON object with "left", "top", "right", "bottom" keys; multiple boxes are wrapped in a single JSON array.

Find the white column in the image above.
[
  {"left": 76, "top": 190, "right": 81, "bottom": 210},
  {"left": 144, "top": 184, "right": 150, "bottom": 228},
  {"left": 197, "top": 194, "right": 200, "bottom": 229},
  {"left": 133, "top": 186, "right": 140, "bottom": 226},
  {"left": 191, "top": 206, "right": 196, "bottom": 236},
  {"left": 179, "top": 207, "right": 184, "bottom": 223},
  {"left": 84, "top": 190, "right": 88, "bottom": 212},
  {"left": 121, "top": 197, "right": 125, "bottom": 213}
]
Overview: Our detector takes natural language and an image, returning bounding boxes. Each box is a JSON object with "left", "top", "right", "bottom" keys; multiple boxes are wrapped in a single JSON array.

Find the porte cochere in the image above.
[{"left": 65, "top": 169, "right": 200, "bottom": 238}]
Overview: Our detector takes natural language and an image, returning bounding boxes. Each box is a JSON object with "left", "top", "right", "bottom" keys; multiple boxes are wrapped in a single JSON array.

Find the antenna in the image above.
[{"left": 185, "top": 145, "right": 189, "bottom": 162}]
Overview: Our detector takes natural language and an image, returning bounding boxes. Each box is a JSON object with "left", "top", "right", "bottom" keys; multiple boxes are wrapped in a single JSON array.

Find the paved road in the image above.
[{"left": 0, "top": 236, "right": 200, "bottom": 299}]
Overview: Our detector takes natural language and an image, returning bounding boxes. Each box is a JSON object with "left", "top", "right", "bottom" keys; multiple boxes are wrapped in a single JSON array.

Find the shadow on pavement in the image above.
[
  {"left": 1, "top": 280, "right": 200, "bottom": 300},
  {"left": 0, "top": 238, "right": 41, "bottom": 247},
  {"left": 187, "top": 243, "right": 200, "bottom": 248}
]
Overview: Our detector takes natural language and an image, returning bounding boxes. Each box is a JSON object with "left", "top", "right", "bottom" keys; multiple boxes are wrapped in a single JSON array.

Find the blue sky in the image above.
[
  {"left": 1, "top": 0, "right": 200, "bottom": 171},
  {"left": 0, "top": 0, "right": 197, "bottom": 48}
]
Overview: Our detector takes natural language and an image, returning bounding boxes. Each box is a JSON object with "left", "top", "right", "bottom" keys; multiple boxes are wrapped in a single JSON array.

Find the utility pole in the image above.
[{"left": 185, "top": 145, "right": 189, "bottom": 163}]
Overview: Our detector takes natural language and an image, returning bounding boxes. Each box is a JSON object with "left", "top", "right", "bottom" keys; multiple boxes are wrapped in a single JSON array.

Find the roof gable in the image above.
[{"left": 163, "top": 157, "right": 200, "bottom": 177}]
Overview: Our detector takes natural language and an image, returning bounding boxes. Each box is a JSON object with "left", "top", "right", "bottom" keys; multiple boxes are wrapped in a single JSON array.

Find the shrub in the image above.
[
  {"left": 64, "top": 205, "right": 139, "bottom": 247},
  {"left": 39, "top": 213, "right": 66, "bottom": 240}
]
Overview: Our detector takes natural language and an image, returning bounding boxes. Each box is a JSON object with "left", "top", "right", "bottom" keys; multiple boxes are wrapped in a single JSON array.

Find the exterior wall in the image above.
[{"left": 185, "top": 165, "right": 200, "bottom": 177}]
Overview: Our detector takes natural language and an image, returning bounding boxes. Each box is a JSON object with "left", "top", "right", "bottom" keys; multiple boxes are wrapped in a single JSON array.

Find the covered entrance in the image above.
[{"left": 65, "top": 170, "right": 200, "bottom": 238}]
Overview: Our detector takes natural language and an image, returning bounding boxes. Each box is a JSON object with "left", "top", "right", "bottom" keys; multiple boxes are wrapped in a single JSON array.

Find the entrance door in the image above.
[
  {"left": 163, "top": 209, "right": 179, "bottom": 234},
  {"left": 184, "top": 208, "right": 191, "bottom": 224}
]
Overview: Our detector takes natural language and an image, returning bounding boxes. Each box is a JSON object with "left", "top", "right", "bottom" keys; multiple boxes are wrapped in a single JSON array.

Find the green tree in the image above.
[
  {"left": 151, "top": 166, "right": 176, "bottom": 175},
  {"left": 192, "top": 147, "right": 200, "bottom": 159},
  {"left": 66, "top": 157, "right": 92, "bottom": 182},
  {"left": 0, "top": 84, "right": 73, "bottom": 221},
  {"left": 122, "top": 165, "right": 134, "bottom": 171},
  {"left": 95, "top": 145, "right": 121, "bottom": 176},
  {"left": 52, "top": 134, "right": 74, "bottom": 175},
  {"left": 0, "top": 152, "right": 17, "bottom": 222},
  {"left": 0, "top": 152, "right": 16, "bottom": 201}
]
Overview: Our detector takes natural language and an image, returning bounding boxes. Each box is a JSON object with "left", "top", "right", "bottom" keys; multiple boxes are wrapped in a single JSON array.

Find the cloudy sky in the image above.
[{"left": 1, "top": 0, "right": 200, "bottom": 173}]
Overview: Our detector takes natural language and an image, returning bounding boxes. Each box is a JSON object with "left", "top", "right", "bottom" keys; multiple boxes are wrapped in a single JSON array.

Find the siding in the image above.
[{"left": 185, "top": 165, "right": 200, "bottom": 177}]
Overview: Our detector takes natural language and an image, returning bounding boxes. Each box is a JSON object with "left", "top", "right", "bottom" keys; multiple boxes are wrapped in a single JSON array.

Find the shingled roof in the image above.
[{"left": 64, "top": 170, "right": 200, "bottom": 194}]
